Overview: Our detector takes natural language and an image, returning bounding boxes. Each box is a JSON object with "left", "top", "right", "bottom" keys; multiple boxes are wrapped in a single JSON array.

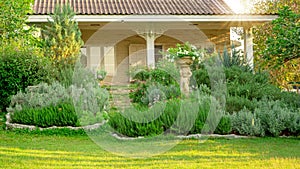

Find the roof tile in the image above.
[{"left": 33, "top": 0, "right": 235, "bottom": 15}]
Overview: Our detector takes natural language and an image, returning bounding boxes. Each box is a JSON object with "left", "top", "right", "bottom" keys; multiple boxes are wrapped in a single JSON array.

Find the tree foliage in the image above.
[
  {"left": 0, "top": 0, "right": 41, "bottom": 51},
  {"left": 42, "top": 4, "right": 83, "bottom": 68},
  {"left": 252, "top": 0, "right": 300, "bottom": 88},
  {"left": 252, "top": 0, "right": 299, "bottom": 13},
  {"left": 263, "top": 7, "right": 299, "bottom": 65},
  {"left": 0, "top": 50, "right": 52, "bottom": 112}
]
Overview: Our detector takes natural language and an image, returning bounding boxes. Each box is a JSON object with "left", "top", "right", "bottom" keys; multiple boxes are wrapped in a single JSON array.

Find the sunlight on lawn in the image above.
[
  {"left": 0, "top": 131, "right": 299, "bottom": 169},
  {"left": 0, "top": 141, "right": 299, "bottom": 169}
]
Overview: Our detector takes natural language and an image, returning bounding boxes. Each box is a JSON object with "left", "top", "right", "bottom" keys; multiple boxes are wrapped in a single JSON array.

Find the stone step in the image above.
[{"left": 107, "top": 85, "right": 132, "bottom": 109}]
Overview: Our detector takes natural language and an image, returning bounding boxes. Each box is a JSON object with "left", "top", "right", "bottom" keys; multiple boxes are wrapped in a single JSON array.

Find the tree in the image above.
[
  {"left": 252, "top": 0, "right": 299, "bottom": 13},
  {"left": 0, "top": 0, "right": 52, "bottom": 111},
  {"left": 263, "top": 7, "right": 299, "bottom": 66},
  {"left": 252, "top": 0, "right": 300, "bottom": 88},
  {"left": 0, "top": 0, "right": 41, "bottom": 51},
  {"left": 42, "top": 4, "right": 83, "bottom": 68}
]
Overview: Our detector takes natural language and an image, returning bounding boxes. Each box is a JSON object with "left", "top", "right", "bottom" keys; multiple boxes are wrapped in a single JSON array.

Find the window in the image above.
[{"left": 155, "top": 45, "right": 163, "bottom": 63}]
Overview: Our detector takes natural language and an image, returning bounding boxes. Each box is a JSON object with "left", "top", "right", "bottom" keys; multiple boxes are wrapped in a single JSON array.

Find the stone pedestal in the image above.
[{"left": 176, "top": 57, "right": 193, "bottom": 96}]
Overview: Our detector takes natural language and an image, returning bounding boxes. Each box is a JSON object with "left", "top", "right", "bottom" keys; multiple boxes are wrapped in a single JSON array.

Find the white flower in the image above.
[
  {"left": 191, "top": 45, "right": 197, "bottom": 50},
  {"left": 192, "top": 56, "right": 195, "bottom": 60}
]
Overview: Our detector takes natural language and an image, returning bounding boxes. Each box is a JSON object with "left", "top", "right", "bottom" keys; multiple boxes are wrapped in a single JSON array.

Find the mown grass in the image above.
[{"left": 0, "top": 130, "right": 299, "bottom": 169}]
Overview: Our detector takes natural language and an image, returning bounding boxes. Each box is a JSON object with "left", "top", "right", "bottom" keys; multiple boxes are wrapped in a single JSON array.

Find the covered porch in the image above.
[{"left": 76, "top": 16, "right": 275, "bottom": 84}]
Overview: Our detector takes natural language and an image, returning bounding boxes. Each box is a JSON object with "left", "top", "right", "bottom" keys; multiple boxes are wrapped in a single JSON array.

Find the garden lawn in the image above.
[{"left": 0, "top": 131, "right": 299, "bottom": 169}]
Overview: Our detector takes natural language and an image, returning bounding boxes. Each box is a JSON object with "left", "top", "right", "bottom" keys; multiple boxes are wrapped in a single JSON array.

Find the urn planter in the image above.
[{"left": 176, "top": 57, "right": 193, "bottom": 96}]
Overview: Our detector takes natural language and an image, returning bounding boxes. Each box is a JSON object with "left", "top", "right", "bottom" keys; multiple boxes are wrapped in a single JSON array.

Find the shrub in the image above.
[
  {"left": 8, "top": 80, "right": 109, "bottom": 127},
  {"left": 288, "top": 110, "right": 300, "bottom": 136},
  {"left": 10, "top": 128, "right": 87, "bottom": 136},
  {"left": 280, "top": 91, "right": 300, "bottom": 110},
  {"left": 219, "top": 45, "right": 250, "bottom": 70},
  {"left": 171, "top": 100, "right": 201, "bottom": 134},
  {"left": 8, "top": 82, "right": 69, "bottom": 111},
  {"left": 108, "top": 100, "right": 178, "bottom": 137},
  {"left": 71, "top": 82, "right": 109, "bottom": 125},
  {"left": 141, "top": 84, "right": 167, "bottom": 106},
  {"left": 193, "top": 63, "right": 300, "bottom": 113},
  {"left": 140, "top": 83, "right": 180, "bottom": 106},
  {"left": 0, "top": 50, "right": 52, "bottom": 111},
  {"left": 96, "top": 69, "right": 107, "bottom": 81},
  {"left": 109, "top": 93, "right": 232, "bottom": 137},
  {"left": 192, "top": 67, "right": 210, "bottom": 88},
  {"left": 230, "top": 108, "right": 265, "bottom": 136},
  {"left": 226, "top": 96, "right": 256, "bottom": 113},
  {"left": 225, "top": 66, "right": 280, "bottom": 100},
  {"left": 231, "top": 99, "right": 300, "bottom": 137},
  {"left": 215, "top": 115, "right": 232, "bottom": 135},
  {"left": 109, "top": 112, "right": 164, "bottom": 137},
  {"left": 11, "top": 102, "right": 79, "bottom": 127},
  {"left": 189, "top": 95, "right": 231, "bottom": 135},
  {"left": 129, "top": 59, "right": 181, "bottom": 105},
  {"left": 255, "top": 99, "right": 299, "bottom": 136},
  {"left": 189, "top": 95, "right": 211, "bottom": 134}
]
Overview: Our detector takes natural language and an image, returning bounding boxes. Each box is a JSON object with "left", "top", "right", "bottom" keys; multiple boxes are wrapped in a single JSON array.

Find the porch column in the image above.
[
  {"left": 147, "top": 33, "right": 155, "bottom": 68},
  {"left": 139, "top": 31, "right": 161, "bottom": 68},
  {"left": 244, "top": 28, "right": 254, "bottom": 69}
]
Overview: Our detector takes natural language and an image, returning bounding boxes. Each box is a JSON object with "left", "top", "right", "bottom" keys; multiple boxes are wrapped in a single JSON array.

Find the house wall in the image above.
[
  {"left": 81, "top": 27, "right": 231, "bottom": 84},
  {"left": 81, "top": 30, "right": 97, "bottom": 43},
  {"left": 114, "top": 36, "right": 145, "bottom": 83}
]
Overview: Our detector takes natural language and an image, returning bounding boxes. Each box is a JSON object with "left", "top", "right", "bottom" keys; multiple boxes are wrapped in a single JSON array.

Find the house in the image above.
[{"left": 29, "top": 0, "right": 277, "bottom": 84}]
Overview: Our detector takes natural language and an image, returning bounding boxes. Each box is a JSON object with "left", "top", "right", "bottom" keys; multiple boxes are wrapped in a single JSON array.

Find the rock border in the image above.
[
  {"left": 110, "top": 133, "right": 252, "bottom": 140},
  {"left": 5, "top": 113, "right": 106, "bottom": 131},
  {"left": 176, "top": 134, "right": 251, "bottom": 139}
]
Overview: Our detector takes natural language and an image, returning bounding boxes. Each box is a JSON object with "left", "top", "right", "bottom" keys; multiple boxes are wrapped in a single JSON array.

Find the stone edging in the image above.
[
  {"left": 176, "top": 134, "right": 251, "bottom": 139},
  {"left": 110, "top": 133, "right": 252, "bottom": 140},
  {"left": 5, "top": 113, "right": 106, "bottom": 131}
]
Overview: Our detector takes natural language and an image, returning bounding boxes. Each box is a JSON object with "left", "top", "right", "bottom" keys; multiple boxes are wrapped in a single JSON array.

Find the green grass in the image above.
[{"left": 0, "top": 130, "right": 299, "bottom": 169}]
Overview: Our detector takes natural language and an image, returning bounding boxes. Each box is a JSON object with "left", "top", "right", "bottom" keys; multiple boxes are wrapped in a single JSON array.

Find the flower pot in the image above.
[{"left": 176, "top": 56, "right": 193, "bottom": 66}]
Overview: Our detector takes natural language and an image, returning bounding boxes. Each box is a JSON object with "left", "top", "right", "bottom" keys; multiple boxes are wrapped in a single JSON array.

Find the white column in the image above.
[
  {"left": 146, "top": 33, "right": 156, "bottom": 68},
  {"left": 244, "top": 28, "right": 254, "bottom": 69},
  {"left": 138, "top": 31, "right": 161, "bottom": 68}
]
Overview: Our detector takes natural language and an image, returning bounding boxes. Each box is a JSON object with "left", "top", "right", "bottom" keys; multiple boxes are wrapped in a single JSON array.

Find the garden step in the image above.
[{"left": 108, "top": 85, "right": 132, "bottom": 109}]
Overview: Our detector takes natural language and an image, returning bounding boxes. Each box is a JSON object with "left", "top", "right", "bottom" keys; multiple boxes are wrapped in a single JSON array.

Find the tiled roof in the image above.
[{"left": 33, "top": 0, "right": 234, "bottom": 15}]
